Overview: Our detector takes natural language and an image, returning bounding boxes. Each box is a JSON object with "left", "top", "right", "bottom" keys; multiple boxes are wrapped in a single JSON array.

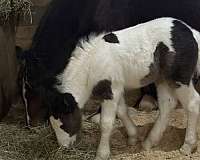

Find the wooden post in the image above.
[{"left": 0, "top": 0, "right": 19, "bottom": 120}]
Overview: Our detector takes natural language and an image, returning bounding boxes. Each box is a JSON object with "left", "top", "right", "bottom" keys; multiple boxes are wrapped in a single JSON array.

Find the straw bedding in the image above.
[
  {"left": 1, "top": 93, "right": 200, "bottom": 160},
  {"left": 0, "top": 0, "right": 32, "bottom": 22}
]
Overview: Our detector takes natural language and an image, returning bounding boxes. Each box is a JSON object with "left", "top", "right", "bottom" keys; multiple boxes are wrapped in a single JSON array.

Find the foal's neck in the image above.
[{"left": 56, "top": 48, "right": 93, "bottom": 109}]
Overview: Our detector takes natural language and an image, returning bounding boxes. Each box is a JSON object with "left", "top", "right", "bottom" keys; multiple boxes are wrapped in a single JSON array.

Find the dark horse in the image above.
[{"left": 21, "top": 0, "right": 200, "bottom": 150}]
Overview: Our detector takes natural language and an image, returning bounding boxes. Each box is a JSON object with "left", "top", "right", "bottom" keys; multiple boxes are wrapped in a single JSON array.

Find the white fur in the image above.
[
  {"left": 57, "top": 17, "right": 175, "bottom": 106},
  {"left": 51, "top": 17, "right": 200, "bottom": 159},
  {"left": 142, "top": 82, "right": 177, "bottom": 149},
  {"left": 192, "top": 29, "right": 200, "bottom": 76},
  {"left": 49, "top": 116, "right": 77, "bottom": 147},
  {"left": 175, "top": 83, "right": 200, "bottom": 155},
  {"left": 117, "top": 95, "right": 138, "bottom": 145}
]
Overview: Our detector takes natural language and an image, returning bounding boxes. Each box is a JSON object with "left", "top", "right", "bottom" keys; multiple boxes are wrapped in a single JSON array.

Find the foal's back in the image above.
[{"left": 91, "top": 17, "right": 198, "bottom": 88}]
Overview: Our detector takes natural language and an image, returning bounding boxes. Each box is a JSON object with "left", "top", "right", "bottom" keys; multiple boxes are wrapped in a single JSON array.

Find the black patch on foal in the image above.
[
  {"left": 170, "top": 20, "right": 198, "bottom": 85},
  {"left": 140, "top": 42, "right": 169, "bottom": 86},
  {"left": 103, "top": 33, "right": 120, "bottom": 43},
  {"left": 60, "top": 106, "right": 81, "bottom": 137},
  {"left": 92, "top": 80, "right": 113, "bottom": 100},
  {"left": 60, "top": 93, "right": 81, "bottom": 136},
  {"left": 141, "top": 20, "right": 198, "bottom": 87},
  {"left": 50, "top": 92, "right": 82, "bottom": 137}
]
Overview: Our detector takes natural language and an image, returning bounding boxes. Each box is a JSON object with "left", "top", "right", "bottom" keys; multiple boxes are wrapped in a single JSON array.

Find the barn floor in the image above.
[{"left": 1, "top": 92, "right": 200, "bottom": 160}]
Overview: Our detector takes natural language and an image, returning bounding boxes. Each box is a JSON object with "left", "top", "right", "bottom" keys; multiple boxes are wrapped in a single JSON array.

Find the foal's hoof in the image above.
[
  {"left": 127, "top": 136, "right": 138, "bottom": 146},
  {"left": 142, "top": 139, "right": 152, "bottom": 151},
  {"left": 94, "top": 155, "right": 109, "bottom": 160},
  {"left": 180, "top": 143, "right": 197, "bottom": 156},
  {"left": 94, "top": 157, "right": 106, "bottom": 160},
  {"left": 95, "top": 150, "right": 110, "bottom": 160}
]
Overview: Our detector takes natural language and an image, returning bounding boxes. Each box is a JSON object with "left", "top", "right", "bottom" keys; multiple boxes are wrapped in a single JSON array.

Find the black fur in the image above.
[
  {"left": 149, "top": 35, "right": 197, "bottom": 87},
  {"left": 60, "top": 106, "right": 81, "bottom": 136},
  {"left": 170, "top": 20, "right": 198, "bottom": 85},
  {"left": 142, "top": 33, "right": 198, "bottom": 89},
  {"left": 25, "top": 0, "right": 200, "bottom": 90},
  {"left": 103, "top": 33, "right": 119, "bottom": 43},
  {"left": 141, "top": 42, "right": 174, "bottom": 86},
  {"left": 92, "top": 80, "right": 113, "bottom": 100},
  {"left": 48, "top": 91, "right": 82, "bottom": 136},
  {"left": 47, "top": 92, "right": 78, "bottom": 117},
  {"left": 60, "top": 93, "right": 81, "bottom": 136}
]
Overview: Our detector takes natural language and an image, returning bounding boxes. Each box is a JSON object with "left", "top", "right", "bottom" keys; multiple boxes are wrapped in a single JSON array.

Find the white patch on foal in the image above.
[{"left": 50, "top": 116, "right": 77, "bottom": 147}]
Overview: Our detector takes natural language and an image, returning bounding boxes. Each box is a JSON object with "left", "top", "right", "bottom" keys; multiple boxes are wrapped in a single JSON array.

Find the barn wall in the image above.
[{"left": 16, "top": 0, "right": 51, "bottom": 49}]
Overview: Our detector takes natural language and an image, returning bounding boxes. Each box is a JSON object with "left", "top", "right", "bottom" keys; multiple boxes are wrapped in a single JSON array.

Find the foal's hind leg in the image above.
[
  {"left": 117, "top": 95, "right": 138, "bottom": 145},
  {"left": 174, "top": 82, "right": 200, "bottom": 155},
  {"left": 142, "top": 82, "right": 177, "bottom": 150}
]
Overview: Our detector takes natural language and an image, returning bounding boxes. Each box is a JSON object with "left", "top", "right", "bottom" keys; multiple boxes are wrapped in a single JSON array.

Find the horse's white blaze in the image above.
[{"left": 50, "top": 116, "right": 77, "bottom": 147}]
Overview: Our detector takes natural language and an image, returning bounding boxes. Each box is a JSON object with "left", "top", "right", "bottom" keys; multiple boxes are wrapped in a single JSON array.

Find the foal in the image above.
[{"left": 50, "top": 17, "right": 200, "bottom": 160}]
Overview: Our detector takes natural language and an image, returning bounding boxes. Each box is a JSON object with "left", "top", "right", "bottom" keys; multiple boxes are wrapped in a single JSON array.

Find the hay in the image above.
[
  {"left": 0, "top": 105, "right": 97, "bottom": 160},
  {"left": 0, "top": 0, "right": 32, "bottom": 23},
  {"left": 1, "top": 96, "right": 200, "bottom": 160},
  {"left": 0, "top": 121, "right": 97, "bottom": 160}
]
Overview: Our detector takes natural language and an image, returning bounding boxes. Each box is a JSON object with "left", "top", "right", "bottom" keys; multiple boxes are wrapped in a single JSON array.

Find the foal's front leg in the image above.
[
  {"left": 95, "top": 88, "right": 122, "bottom": 160},
  {"left": 117, "top": 95, "right": 138, "bottom": 145}
]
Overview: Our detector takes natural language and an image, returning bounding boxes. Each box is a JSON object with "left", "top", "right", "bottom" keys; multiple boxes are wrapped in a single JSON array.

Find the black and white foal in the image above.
[{"left": 50, "top": 18, "right": 200, "bottom": 160}]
